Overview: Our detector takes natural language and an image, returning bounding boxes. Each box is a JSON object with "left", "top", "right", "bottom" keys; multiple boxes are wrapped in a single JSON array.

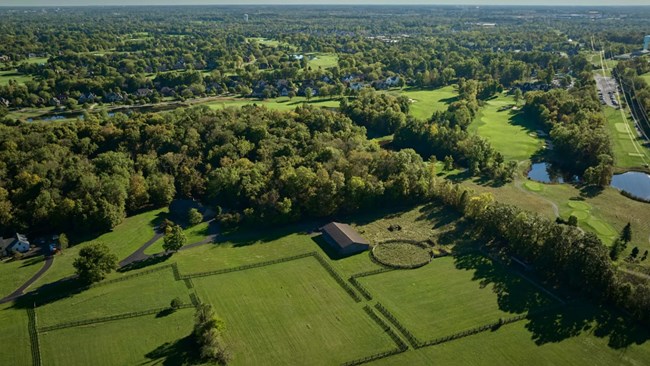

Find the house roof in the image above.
[
  {"left": 320, "top": 222, "right": 368, "bottom": 249},
  {"left": 0, "top": 237, "right": 15, "bottom": 252}
]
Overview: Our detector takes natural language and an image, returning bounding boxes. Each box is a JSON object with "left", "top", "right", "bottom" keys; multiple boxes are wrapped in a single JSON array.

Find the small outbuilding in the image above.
[{"left": 320, "top": 222, "right": 369, "bottom": 256}]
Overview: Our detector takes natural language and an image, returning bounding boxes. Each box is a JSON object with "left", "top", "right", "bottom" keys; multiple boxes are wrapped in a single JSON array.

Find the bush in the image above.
[
  {"left": 188, "top": 208, "right": 203, "bottom": 226},
  {"left": 170, "top": 297, "right": 183, "bottom": 310}
]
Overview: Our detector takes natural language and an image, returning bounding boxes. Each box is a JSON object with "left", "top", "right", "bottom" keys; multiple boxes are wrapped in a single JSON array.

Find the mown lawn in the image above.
[
  {"left": 40, "top": 308, "right": 195, "bottom": 366},
  {"left": 144, "top": 221, "right": 214, "bottom": 255},
  {"left": 0, "top": 304, "right": 32, "bottom": 366},
  {"left": 0, "top": 255, "right": 45, "bottom": 299},
  {"left": 390, "top": 86, "right": 457, "bottom": 120},
  {"left": 359, "top": 253, "right": 555, "bottom": 340},
  {"left": 192, "top": 256, "right": 396, "bottom": 365},
  {"left": 36, "top": 268, "right": 190, "bottom": 328},
  {"left": 307, "top": 52, "right": 338, "bottom": 69},
  {"left": 369, "top": 303, "right": 650, "bottom": 366},
  {"left": 603, "top": 105, "right": 649, "bottom": 169},
  {"left": 0, "top": 69, "right": 33, "bottom": 86},
  {"left": 204, "top": 96, "right": 339, "bottom": 112},
  {"left": 470, "top": 94, "right": 543, "bottom": 161},
  {"left": 29, "top": 208, "right": 167, "bottom": 290}
]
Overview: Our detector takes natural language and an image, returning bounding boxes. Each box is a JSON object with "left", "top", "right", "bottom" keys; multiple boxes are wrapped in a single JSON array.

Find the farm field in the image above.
[
  {"left": 35, "top": 268, "right": 190, "bottom": 328},
  {"left": 369, "top": 303, "right": 650, "bottom": 366},
  {"left": 603, "top": 105, "right": 650, "bottom": 168},
  {"left": 39, "top": 309, "right": 195, "bottom": 366},
  {"left": 358, "top": 253, "right": 555, "bottom": 340},
  {"left": 29, "top": 208, "right": 166, "bottom": 290},
  {"left": 0, "top": 255, "right": 45, "bottom": 299},
  {"left": 0, "top": 304, "right": 32, "bottom": 366},
  {"left": 470, "top": 93, "right": 543, "bottom": 161},
  {"left": 192, "top": 256, "right": 396, "bottom": 365}
]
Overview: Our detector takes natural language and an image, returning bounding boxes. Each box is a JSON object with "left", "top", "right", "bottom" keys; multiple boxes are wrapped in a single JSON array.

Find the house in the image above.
[
  {"left": 320, "top": 222, "right": 369, "bottom": 256},
  {"left": 0, "top": 233, "right": 31, "bottom": 257},
  {"left": 385, "top": 76, "right": 400, "bottom": 87}
]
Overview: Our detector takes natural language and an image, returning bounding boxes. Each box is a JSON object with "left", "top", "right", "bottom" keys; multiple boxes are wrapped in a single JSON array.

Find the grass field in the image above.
[
  {"left": 307, "top": 52, "right": 338, "bottom": 69},
  {"left": 0, "top": 304, "right": 32, "bottom": 366},
  {"left": 192, "top": 256, "right": 396, "bottom": 365},
  {"left": 389, "top": 86, "right": 457, "bottom": 120},
  {"left": 640, "top": 72, "right": 650, "bottom": 85},
  {"left": 603, "top": 105, "right": 649, "bottom": 168},
  {"left": 470, "top": 94, "right": 543, "bottom": 161},
  {"left": 0, "top": 256, "right": 45, "bottom": 299},
  {"left": 0, "top": 69, "right": 33, "bottom": 86},
  {"left": 29, "top": 208, "right": 167, "bottom": 290},
  {"left": 359, "top": 253, "right": 554, "bottom": 339},
  {"left": 370, "top": 303, "right": 650, "bottom": 366},
  {"left": 40, "top": 309, "right": 195, "bottom": 366},
  {"left": 36, "top": 268, "right": 190, "bottom": 328},
  {"left": 204, "top": 96, "right": 340, "bottom": 112},
  {"left": 144, "top": 221, "right": 214, "bottom": 255}
]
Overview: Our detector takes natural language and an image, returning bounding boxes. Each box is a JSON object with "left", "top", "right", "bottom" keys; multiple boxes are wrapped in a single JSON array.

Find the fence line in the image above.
[
  {"left": 93, "top": 264, "right": 175, "bottom": 288},
  {"left": 38, "top": 304, "right": 194, "bottom": 332},
  {"left": 350, "top": 267, "right": 394, "bottom": 279},
  {"left": 27, "top": 307, "right": 42, "bottom": 366},
  {"left": 181, "top": 252, "right": 316, "bottom": 279},
  {"left": 312, "top": 253, "right": 361, "bottom": 302},
  {"left": 374, "top": 303, "right": 420, "bottom": 348},
  {"left": 349, "top": 277, "right": 373, "bottom": 300}
]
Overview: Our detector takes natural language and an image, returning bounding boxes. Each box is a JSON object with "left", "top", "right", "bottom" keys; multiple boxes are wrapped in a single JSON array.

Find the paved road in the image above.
[
  {"left": 118, "top": 232, "right": 164, "bottom": 267},
  {"left": 0, "top": 255, "right": 54, "bottom": 304}
]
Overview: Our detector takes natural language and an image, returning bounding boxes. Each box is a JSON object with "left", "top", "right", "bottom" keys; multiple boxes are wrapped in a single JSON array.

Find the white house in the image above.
[{"left": 0, "top": 233, "right": 31, "bottom": 256}]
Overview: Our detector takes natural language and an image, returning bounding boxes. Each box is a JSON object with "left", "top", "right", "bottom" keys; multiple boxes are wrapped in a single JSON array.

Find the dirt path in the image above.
[
  {"left": 0, "top": 255, "right": 54, "bottom": 304},
  {"left": 619, "top": 267, "right": 650, "bottom": 281}
]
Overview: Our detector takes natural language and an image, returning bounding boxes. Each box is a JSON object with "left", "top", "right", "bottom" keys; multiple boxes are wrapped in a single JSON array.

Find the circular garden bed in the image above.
[{"left": 372, "top": 241, "right": 432, "bottom": 269}]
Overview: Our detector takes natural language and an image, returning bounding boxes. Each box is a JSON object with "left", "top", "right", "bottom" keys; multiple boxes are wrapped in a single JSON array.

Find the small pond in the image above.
[
  {"left": 527, "top": 162, "right": 578, "bottom": 184},
  {"left": 611, "top": 171, "right": 650, "bottom": 201}
]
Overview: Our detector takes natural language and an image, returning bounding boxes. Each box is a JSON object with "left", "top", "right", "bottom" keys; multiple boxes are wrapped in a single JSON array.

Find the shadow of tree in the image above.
[
  {"left": 144, "top": 335, "right": 202, "bottom": 366},
  {"left": 448, "top": 225, "right": 650, "bottom": 350},
  {"left": 12, "top": 275, "right": 85, "bottom": 309},
  {"left": 118, "top": 253, "right": 172, "bottom": 273}
]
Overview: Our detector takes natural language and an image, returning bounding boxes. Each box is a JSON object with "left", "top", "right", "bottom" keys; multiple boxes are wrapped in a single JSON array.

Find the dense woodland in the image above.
[{"left": 1, "top": 5, "right": 650, "bottom": 329}]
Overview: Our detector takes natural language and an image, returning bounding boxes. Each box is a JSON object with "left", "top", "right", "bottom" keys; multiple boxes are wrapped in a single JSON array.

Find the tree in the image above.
[
  {"left": 621, "top": 222, "right": 632, "bottom": 244},
  {"left": 304, "top": 87, "right": 313, "bottom": 101},
  {"left": 193, "top": 303, "right": 231, "bottom": 364},
  {"left": 170, "top": 297, "right": 183, "bottom": 310},
  {"left": 73, "top": 243, "right": 118, "bottom": 284},
  {"left": 513, "top": 88, "right": 522, "bottom": 106},
  {"left": 188, "top": 208, "right": 203, "bottom": 226},
  {"left": 567, "top": 215, "right": 578, "bottom": 227},
  {"left": 609, "top": 238, "right": 626, "bottom": 261},
  {"left": 163, "top": 224, "right": 186, "bottom": 252},
  {"left": 443, "top": 155, "right": 454, "bottom": 170},
  {"left": 631, "top": 247, "right": 640, "bottom": 259},
  {"left": 58, "top": 233, "right": 69, "bottom": 251}
]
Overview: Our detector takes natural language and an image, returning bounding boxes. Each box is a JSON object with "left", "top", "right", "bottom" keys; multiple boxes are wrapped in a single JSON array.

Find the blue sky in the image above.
[{"left": 1, "top": 1, "right": 648, "bottom": 6}]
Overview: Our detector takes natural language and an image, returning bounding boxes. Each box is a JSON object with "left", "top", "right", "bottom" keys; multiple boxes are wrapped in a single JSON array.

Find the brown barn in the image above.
[{"left": 320, "top": 222, "right": 369, "bottom": 255}]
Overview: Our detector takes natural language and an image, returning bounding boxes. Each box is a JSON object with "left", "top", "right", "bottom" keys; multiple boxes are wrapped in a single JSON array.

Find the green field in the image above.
[
  {"left": 307, "top": 52, "right": 339, "bottom": 69},
  {"left": 370, "top": 303, "right": 650, "bottom": 366},
  {"left": 40, "top": 309, "right": 195, "bottom": 366},
  {"left": 204, "top": 96, "right": 340, "bottom": 112},
  {"left": 192, "top": 256, "right": 396, "bottom": 365},
  {"left": 0, "top": 69, "right": 33, "bottom": 86},
  {"left": 390, "top": 86, "right": 457, "bottom": 120},
  {"left": 144, "top": 221, "right": 214, "bottom": 255},
  {"left": 359, "top": 253, "right": 554, "bottom": 339},
  {"left": 30, "top": 208, "right": 166, "bottom": 290},
  {"left": 603, "top": 105, "right": 649, "bottom": 168},
  {"left": 470, "top": 94, "right": 543, "bottom": 161},
  {"left": 0, "top": 304, "right": 31, "bottom": 366},
  {"left": 0, "top": 256, "right": 45, "bottom": 299},
  {"left": 36, "top": 268, "right": 190, "bottom": 328}
]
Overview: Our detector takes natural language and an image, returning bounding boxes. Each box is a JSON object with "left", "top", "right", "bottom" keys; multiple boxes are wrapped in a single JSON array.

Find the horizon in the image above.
[{"left": 2, "top": 1, "right": 650, "bottom": 7}]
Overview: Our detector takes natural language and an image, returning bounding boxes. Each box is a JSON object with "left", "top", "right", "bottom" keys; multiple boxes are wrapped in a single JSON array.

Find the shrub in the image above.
[
  {"left": 170, "top": 297, "right": 183, "bottom": 310},
  {"left": 188, "top": 208, "right": 203, "bottom": 226}
]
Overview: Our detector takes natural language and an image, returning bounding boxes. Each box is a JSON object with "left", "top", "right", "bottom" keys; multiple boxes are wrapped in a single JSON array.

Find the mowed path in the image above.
[{"left": 0, "top": 255, "right": 53, "bottom": 304}]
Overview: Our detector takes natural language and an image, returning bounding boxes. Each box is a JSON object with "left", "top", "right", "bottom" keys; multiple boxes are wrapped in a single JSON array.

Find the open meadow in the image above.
[{"left": 390, "top": 86, "right": 457, "bottom": 120}]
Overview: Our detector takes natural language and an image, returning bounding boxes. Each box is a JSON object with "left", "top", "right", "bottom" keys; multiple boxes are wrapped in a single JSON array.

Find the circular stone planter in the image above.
[{"left": 372, "top": 241, "right": 432, "bottom": 269}]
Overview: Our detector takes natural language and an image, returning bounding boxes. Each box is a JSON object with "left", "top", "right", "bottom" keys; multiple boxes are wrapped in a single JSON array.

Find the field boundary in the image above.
[
  {"left": 182, "top": 252, "right": 362, "bottom": 302},
  {"left": 38, "top": 304, "right": 194, "bottom": 332},
  {"left": 339, "top": 305, "right": 408, "bottom": 366},
  {"left": 26, "top": 307, "right": 42, "bottom": 366},
  {"left": 374, "top": 302, "right": 421, "bottom": 348}
]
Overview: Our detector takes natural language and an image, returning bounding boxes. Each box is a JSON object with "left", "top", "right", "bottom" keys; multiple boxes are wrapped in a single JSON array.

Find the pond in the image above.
[
  {"left": 611, "top": 171, "right": 650, "bottom": 201},
  {"left": 527, "top": 162, "right": 578, "bottom": 184}
]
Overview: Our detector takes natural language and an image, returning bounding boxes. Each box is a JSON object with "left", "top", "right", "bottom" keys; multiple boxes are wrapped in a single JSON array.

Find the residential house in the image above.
[{"left": 0, "top": 233, "right": 31, "bottom": 257}]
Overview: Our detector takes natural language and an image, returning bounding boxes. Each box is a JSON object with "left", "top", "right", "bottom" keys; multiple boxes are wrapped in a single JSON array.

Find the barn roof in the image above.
[{"left": 320, "top": 222, "right": 368, "bottom": 249}]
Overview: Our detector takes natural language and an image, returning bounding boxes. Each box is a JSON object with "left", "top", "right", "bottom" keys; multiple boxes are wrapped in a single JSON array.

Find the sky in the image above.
[{"left": 1, "top": 1, "right": 648, "bottom": 6}]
